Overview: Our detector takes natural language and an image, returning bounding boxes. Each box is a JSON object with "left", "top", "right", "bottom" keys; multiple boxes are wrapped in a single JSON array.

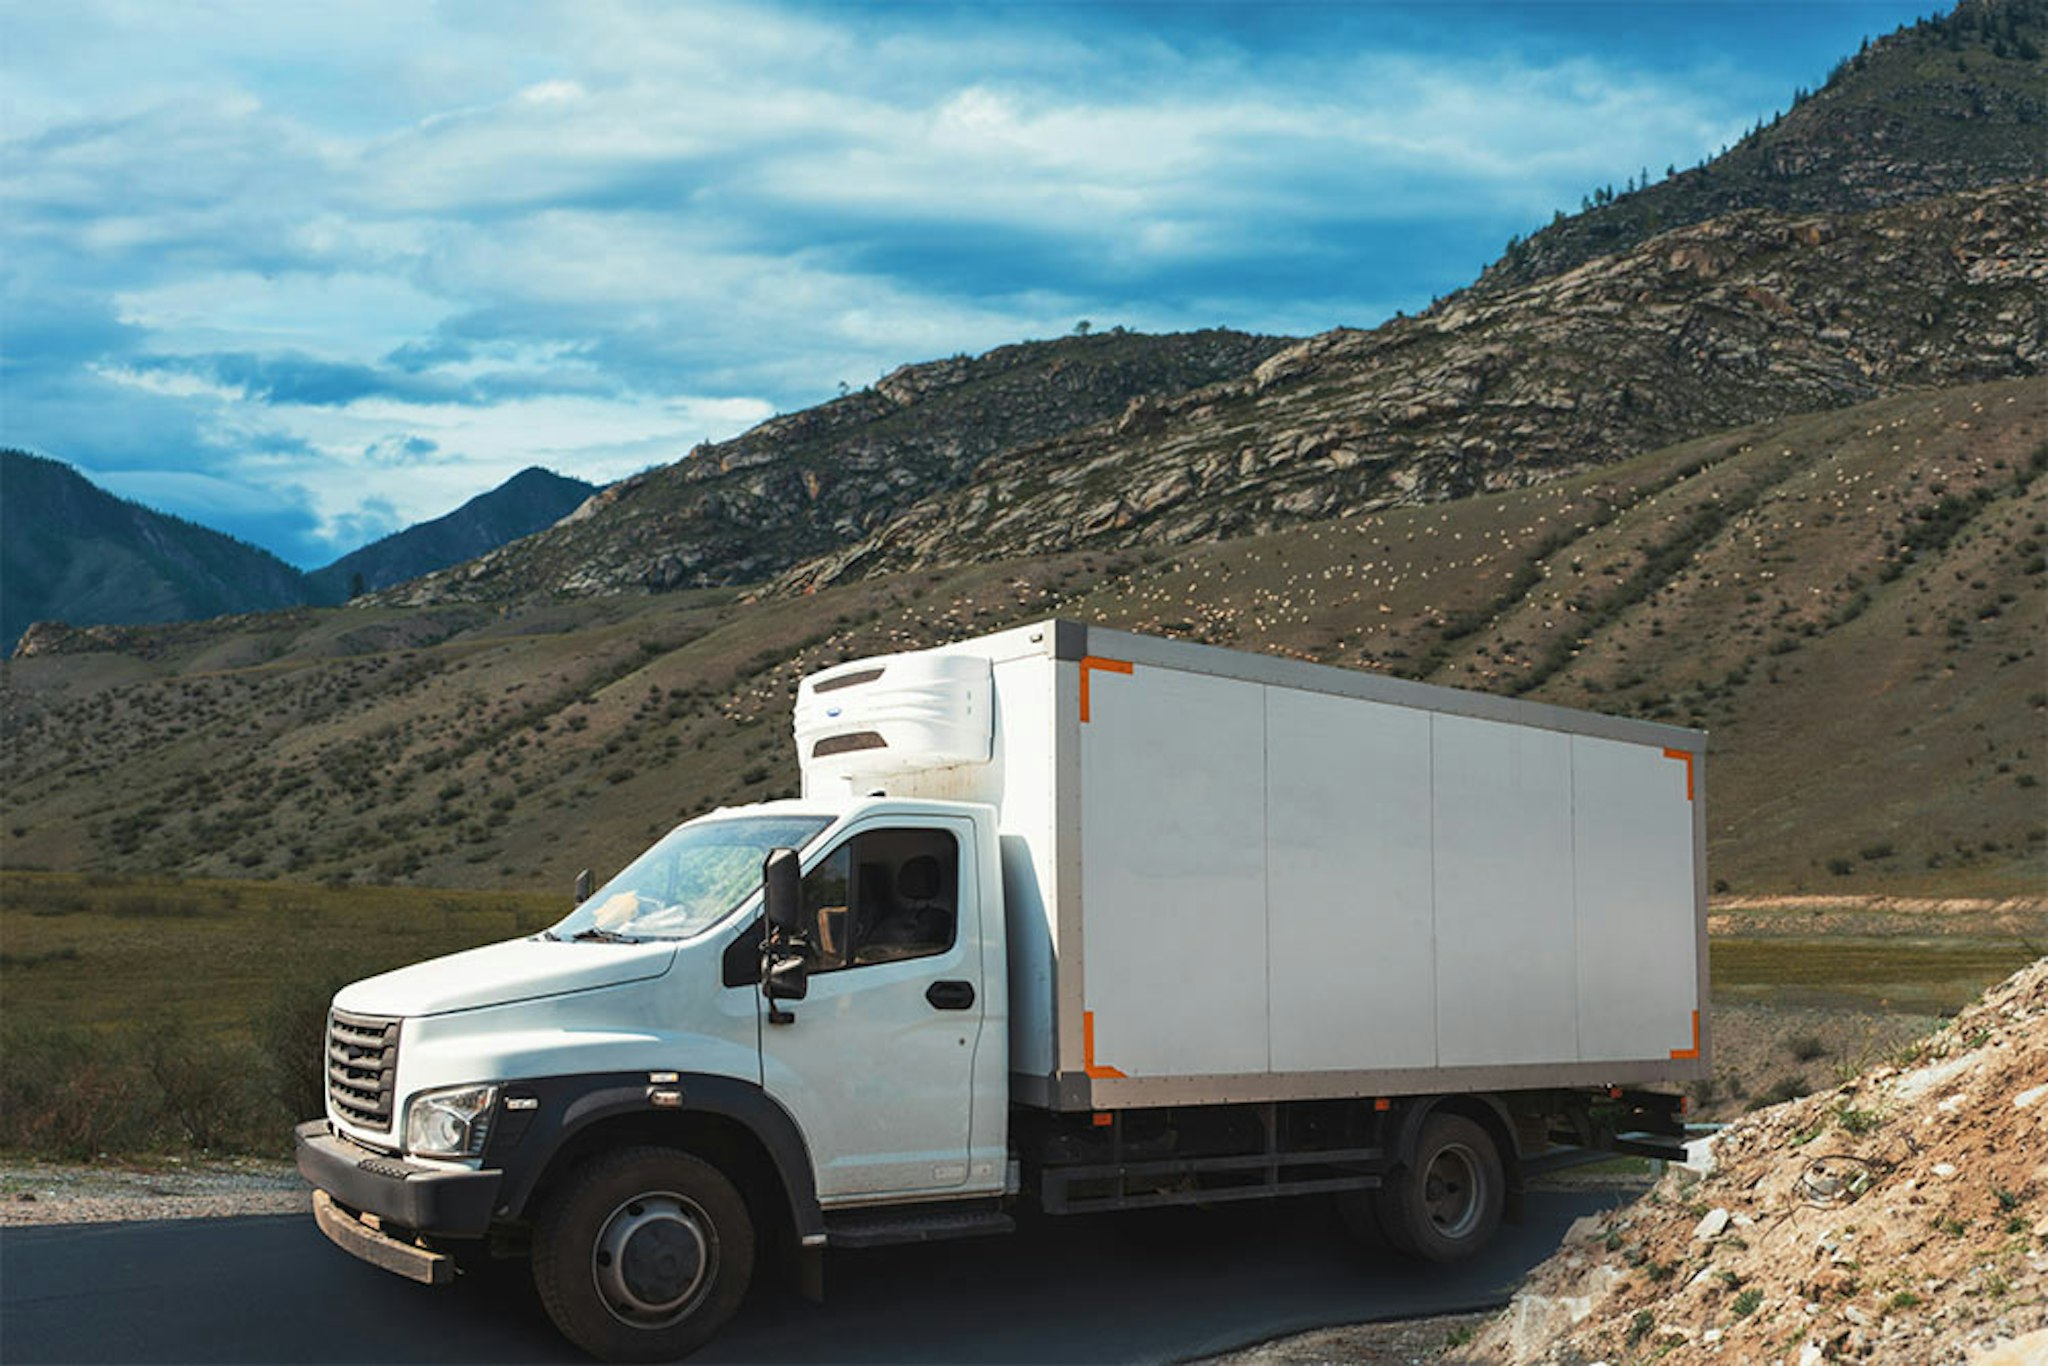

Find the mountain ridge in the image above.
[
  {"left": 373, "top": 329, "right": 1290, "bottom": 607},
  {"left": 774, "top": 181, "right": 2043, "bottom": 592},
  {"left": 0, "top": 456, "right": 607, "bottom": 651},
  {"left": 0, "top": 450, "right": 311, "bottom": 653},
  {"left": 1476, "top": 0, "right": 2048, "bottom": 292},
  {"left": 306, "top": 466, "right": 596, "bottom": 600}
]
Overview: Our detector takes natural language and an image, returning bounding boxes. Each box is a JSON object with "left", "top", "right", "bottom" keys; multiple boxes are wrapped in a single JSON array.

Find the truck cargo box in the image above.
[{"left": 795, "top": 620, "right": 1708, "bottom": 1113}]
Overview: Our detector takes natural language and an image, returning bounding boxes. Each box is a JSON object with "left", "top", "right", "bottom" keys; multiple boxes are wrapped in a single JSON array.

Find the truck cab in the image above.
[{"left": 299, "top": 795, "right": 1010, "bottom": 1360}]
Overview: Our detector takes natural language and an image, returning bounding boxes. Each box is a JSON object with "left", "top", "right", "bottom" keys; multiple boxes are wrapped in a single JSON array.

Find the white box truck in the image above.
[{"left": 296, "top": 620, "right": 1707, "bottom": 1361}]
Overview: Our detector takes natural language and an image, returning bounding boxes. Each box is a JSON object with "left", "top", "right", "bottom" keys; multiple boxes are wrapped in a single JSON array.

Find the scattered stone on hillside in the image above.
[
  {"left": 1460, "top": 958, "right": 2048, "bottom": 1364},
  {"left": 373, "top": 330, "right": 1289, "bottom": 607},
  {"left": 781, "top": 182, "right": 2046, "bottom": 592}
]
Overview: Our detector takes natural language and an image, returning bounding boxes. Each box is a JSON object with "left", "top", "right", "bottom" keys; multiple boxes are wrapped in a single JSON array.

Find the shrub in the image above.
[
  {"left": 256, "top": 969, "right": 358, "bottom": 1128},
  {"left": 0, "top": 1019, "right": 158, "bottom": 1158},
  {"left": 1787, "top": 1033, "right": 1827, "bottom": 1063},
  {"left": 1747, "top": 1074, "right": 1808, "bottom": 1109},
  {"left": 145, "top": 1024, "right": 267, "bottom": 1151}
]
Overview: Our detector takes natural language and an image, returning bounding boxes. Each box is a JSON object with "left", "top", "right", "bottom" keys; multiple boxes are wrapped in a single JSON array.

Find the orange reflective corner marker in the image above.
[
  {"left": 1082, "top": 1010, "right": 1127, "bottom": 1079},
  {"left": 1078, "top": 656, "right": 1132, "bottom": 723},
  {"left": 1670, "top": 1009, "right": 1701, "bottom": 1060},
  {"left": 1662, "top": 747, "right": 1696, "bottom": 801}
]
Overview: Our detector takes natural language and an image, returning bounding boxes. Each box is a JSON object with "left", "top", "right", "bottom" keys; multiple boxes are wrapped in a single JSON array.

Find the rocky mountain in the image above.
[
  {"left": 376, "top": 329, "right": 1288, "bottom": 606},
  {"left": 306, "top": 466, "right": 595, "bottom": 601},
  {"left": 0, "top": 450, "right": 310, "bottom": 653},
  {"left": 780, "top": 182, "right": 2044, "bottom": 591},
  {"left": 4, "top": 379, "right": 2039, "bottom": 896},
  {"left": 1477, "top": 0, "right": 2048, "bottom": 293}
]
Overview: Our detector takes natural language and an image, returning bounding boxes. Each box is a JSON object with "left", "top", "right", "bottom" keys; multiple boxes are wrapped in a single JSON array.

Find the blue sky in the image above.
[{"left": 1, "top": 0, "right": 1943, "bottom": 568}]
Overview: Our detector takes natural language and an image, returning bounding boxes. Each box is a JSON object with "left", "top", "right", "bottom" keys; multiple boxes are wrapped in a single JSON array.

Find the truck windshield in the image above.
[{"left": 547, "top": 814, "right": 833, "bottom": 942}]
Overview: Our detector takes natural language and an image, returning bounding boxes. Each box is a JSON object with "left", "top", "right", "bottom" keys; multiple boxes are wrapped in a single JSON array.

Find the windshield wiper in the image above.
[{"left": 570, "top": 927, "right": 643, "bottom": 943}]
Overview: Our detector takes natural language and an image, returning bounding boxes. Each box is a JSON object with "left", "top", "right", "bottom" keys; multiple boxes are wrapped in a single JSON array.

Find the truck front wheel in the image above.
[
  {"left": 1375, "top": 1112, "right": 1502, "bottom": 1263},
  {"left": 533, "top": 1147, "right": 755, "bottom": 1362}
]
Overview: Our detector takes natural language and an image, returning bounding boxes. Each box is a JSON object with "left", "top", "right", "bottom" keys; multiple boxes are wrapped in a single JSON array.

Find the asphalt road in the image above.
[{"left": 1, "top": 1189, "right": 1627, "bottom": 1364}]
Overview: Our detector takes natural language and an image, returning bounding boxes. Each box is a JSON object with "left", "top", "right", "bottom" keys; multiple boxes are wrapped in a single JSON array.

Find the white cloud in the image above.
[{"left": 1, "top": 0, "right": 1895, "bottom": 564}]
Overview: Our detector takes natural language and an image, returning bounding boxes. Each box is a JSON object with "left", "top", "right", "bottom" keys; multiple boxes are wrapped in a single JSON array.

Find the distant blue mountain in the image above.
[
  {"left": 306, "top": 466, "right": 596, "bottom": 600},
  {"left": 1, "top": 449, "right": 309, "bottom": 653},
  {"left": 1, "top": 452, "right": 599, "bottom": 652}
]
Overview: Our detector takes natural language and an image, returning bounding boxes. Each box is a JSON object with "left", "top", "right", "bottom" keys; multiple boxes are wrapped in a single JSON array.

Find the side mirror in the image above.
[
  {"left": 761, "top": 848, "right": 805, "bottom": 1024},
  {"left": 763, "top": 848, "right": 801, "bottom": 935},
  {"left": 573, "top": 868, "right": 592, "bottom": 905},
  {"left": 765, "top": 953, "right": 809, "bottom": 1003}
]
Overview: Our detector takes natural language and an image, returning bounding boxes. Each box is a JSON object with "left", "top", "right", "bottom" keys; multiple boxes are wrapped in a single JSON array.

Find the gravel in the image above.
[{"left": 0, "top": 1156, "right": 309, "bottom": 1226}]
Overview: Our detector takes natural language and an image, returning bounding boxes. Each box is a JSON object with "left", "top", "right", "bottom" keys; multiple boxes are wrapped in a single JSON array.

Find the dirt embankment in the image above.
[{"left": 1464, "top": 958, "right": 2048, "bottom": 1364}]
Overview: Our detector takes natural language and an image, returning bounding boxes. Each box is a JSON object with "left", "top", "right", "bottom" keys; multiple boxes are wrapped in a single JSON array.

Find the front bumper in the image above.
[
  {"left": 310, "top": 1190, "right": 454, "bottom": 1285},
  {"left": 292, "top": 1119, "right": 503, "bottom": 1237}
]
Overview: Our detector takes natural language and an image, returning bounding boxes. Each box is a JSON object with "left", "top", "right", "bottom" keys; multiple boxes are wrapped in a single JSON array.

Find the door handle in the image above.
[{"left": 926, "top": 980, "right": 975, "bottom": 1011}]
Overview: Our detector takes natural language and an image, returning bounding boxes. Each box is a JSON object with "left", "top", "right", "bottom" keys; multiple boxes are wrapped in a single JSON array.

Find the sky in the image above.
[{"left": 1, "top": 0, "right": 1946, "bottom": 569}]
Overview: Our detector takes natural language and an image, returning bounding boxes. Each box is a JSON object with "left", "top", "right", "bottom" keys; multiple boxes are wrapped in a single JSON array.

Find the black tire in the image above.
[
  {"left": 533, "top": 1146, "right": 755, "bottom": 1363},
  {"left": 1374, "top": 1112, "right": 1503, "bottom": 1263}
]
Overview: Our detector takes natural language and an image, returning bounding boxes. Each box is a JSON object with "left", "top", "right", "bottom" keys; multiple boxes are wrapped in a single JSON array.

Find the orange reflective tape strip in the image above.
[
  {"left": 1670, "top": 1009, "right": 1701, "bottom": 1060},
  {"left": 1078, "top": 656, "right": 1133, "bottom": 723},
  {"left": 1082, "top": 1010, "right": 1127, "bottom": 1079},
  {"left": 1662, "top": 747, "right": 1696, "bottom": 802}
]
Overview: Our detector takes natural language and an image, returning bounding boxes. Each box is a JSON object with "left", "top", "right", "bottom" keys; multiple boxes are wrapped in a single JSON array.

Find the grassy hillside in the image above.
[{"left": 4, "top": 379, "right": 2040, "bottom": 899}]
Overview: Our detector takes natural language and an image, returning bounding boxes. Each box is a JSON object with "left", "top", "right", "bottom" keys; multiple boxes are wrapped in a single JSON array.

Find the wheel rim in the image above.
[
  {"left": 1421, "top": 1142, "right": 1483, "bottom": 1240},
  {"left": 591, "top": 1190, "right": 717, "bottom": 1328}
]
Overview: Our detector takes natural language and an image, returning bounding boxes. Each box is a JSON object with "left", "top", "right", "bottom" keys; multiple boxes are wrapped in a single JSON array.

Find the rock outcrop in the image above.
[
  {"left": 1464, "top": 959, "right": 2048, "bottom": 1363},
  {"left": 376, "top": 329, "right": 1287, "bottom": 606},
  {"left": 780, "top": 182, "right": 2045, "bottom": 591}
]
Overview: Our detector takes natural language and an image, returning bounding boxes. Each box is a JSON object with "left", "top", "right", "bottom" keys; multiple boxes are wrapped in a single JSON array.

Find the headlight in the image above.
[{"left": 404, "top": 1084, "right": 498, "bottom": 1159}]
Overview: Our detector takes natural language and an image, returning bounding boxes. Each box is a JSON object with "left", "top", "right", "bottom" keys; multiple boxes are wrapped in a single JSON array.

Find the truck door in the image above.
[{"left": 760, "top": 817, "right": 983, "bottom": 1201}]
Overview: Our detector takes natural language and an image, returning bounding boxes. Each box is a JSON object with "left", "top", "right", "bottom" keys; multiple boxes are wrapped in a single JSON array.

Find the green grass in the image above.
[
  {"left": 1710, "top": 937, "right": 2041, "bottom": 1013},
  {"left": 0, "top": 872, "right": 566, "bottom": 1158},
  {"left": 1, "top": 871, "right": 563, "bottom": 1038}
]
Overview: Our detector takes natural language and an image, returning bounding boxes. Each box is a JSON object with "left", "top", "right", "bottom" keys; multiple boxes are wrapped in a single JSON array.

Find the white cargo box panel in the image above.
[
  {"left": 796, "top": 621, "right": 1707, "bottom": 1113},
  {"left": 1057, "top": 623, "right": 1706, "bottom": 1111}
]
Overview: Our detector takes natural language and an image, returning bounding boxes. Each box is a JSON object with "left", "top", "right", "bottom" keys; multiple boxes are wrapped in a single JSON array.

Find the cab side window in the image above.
[{"left": 797, "top": 828, "right": 958, "bottom": 973}]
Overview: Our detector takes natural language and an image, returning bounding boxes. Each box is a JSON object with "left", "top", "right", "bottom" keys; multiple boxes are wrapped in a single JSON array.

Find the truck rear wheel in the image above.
[
  {"left": 533, "top": 1146, "right": 755, "bottom": 1362},
  {"left": 1375, "top": 1113, "right": 1502, "bottom": 1263}
]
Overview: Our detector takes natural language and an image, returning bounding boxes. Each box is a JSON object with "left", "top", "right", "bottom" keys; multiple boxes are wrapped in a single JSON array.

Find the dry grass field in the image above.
[{"left": 0, "top": 872, "right": 560, "bottom": 1157}]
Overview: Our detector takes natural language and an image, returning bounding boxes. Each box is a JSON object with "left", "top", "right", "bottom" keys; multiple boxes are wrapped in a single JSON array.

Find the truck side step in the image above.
[{"left": 824, "top": 1206, "right": 1016, "bottom": 1249}]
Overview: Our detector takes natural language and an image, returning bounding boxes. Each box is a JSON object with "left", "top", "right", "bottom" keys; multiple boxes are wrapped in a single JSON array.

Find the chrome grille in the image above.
[{"left": 326, "top": 1009, "right": 399, "bottom": 1132}]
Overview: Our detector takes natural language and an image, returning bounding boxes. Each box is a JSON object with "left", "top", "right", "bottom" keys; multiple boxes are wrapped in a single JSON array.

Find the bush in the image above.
[
  {"left": 0, "top": 1017, "right": 285, "bottom": 1158},
  {"left": 1746, "top": 1074, "right": 1808, "bottom": 1110},
  {"left": 0, "top": 1019, "right": 159, "bottom": 1158},
  {"left": 146, "top": 1023, "right": 267, "bottom": 1151},
  {"left": 256, "top": 970, "right": 357, "bottom": 1127}
]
